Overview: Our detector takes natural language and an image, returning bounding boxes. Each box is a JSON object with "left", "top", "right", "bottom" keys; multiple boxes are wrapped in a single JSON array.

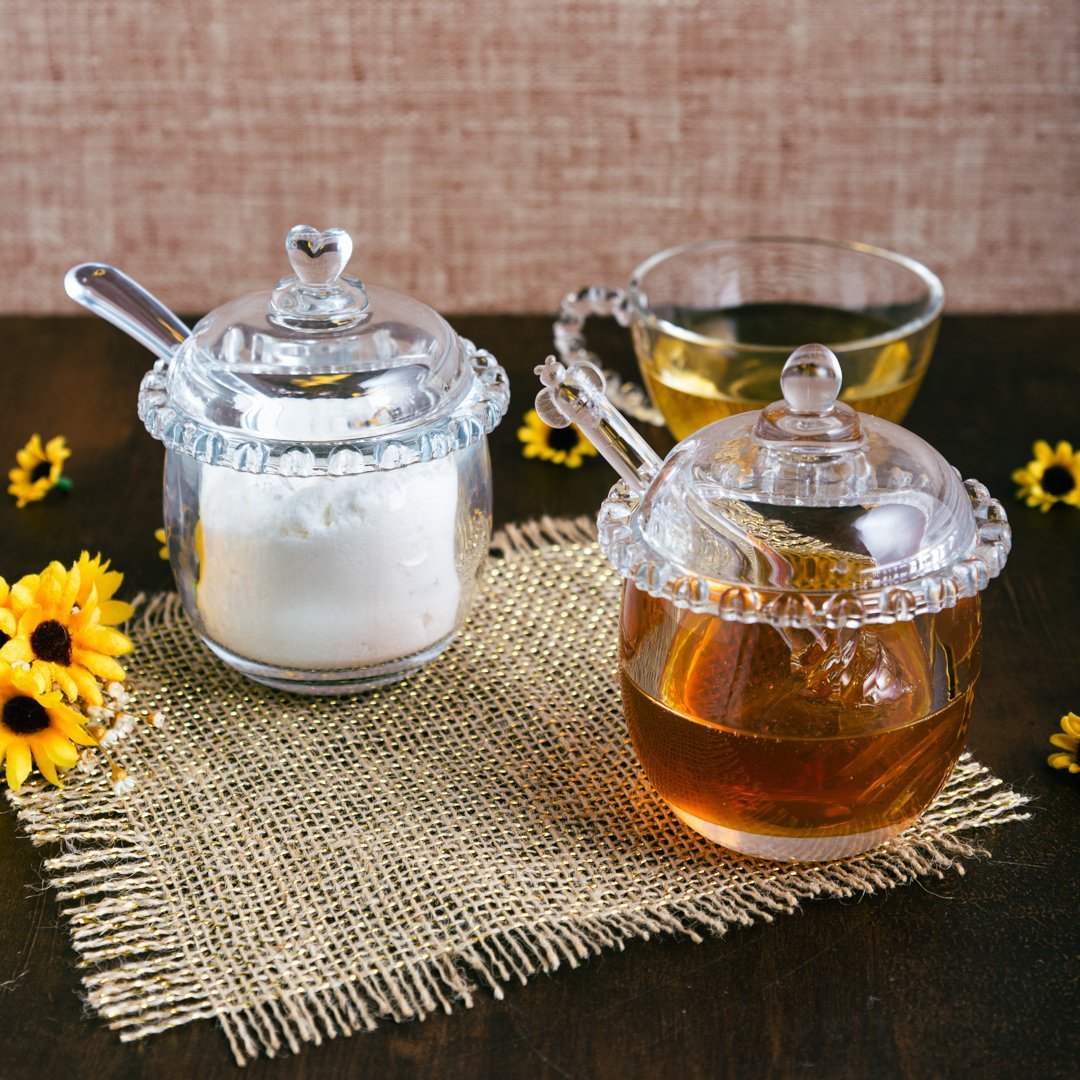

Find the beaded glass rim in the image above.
[
  {"left": 137, "top": 337, "right": 510, "bottom": 477},
  {"left": 596, "top": 476, "right": 1011, "bottom": 628}
]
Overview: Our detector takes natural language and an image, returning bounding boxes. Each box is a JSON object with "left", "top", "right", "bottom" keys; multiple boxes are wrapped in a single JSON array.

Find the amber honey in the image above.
[
  {"left": 619, "top": 586, "right": 981, "bottom": 860},
  {"left": 633, "top": 303, "right": 937, "bottom": 439}
]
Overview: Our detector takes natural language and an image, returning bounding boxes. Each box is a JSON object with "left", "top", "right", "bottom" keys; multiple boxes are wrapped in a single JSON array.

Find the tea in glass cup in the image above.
[{"left": 554, "top": 237, "right": 944, "bottom": 439}]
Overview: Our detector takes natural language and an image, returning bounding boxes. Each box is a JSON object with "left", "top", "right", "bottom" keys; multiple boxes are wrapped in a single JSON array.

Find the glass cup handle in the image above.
[{"left": 553, "top": 286, "right": 665, "bottom": 427}]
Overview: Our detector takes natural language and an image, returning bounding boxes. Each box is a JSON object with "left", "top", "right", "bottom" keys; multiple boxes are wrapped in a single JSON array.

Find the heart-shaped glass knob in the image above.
[
  {"left": 269, "top": 225, "right": 369, "bottom": 330},
  {"left": 285, "top": 225, "right": 353, "bottom": 286}
]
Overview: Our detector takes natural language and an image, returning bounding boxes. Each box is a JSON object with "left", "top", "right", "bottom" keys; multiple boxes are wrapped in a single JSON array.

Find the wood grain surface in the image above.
[{"left": 0, "top": 313, "right": 1077, "bottom": 1079}]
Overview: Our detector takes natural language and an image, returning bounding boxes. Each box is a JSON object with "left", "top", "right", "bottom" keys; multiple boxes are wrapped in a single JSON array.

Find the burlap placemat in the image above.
[{"left": 8, "top": 517, "right": 1030, "bottom": 1066}]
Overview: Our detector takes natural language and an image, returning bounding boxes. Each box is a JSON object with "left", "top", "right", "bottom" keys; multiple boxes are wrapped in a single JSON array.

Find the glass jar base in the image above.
[
  {"left": 670, "top": 806, "right": 905, "bottom": 863},
  {"left": 198, "top": 631, "right": 458, "bottom": 696}
]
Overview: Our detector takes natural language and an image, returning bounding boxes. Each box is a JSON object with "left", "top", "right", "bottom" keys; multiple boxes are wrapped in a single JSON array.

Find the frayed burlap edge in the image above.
[{"left": 6, "top": 516, "right": 1031, "bottom": 1066}]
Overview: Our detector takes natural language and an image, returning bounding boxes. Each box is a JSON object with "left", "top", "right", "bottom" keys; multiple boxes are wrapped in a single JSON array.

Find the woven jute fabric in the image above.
[
  {"left": 8, "top": 518, "right": 1030, "bottom": 1066},
  {"left": 3, "top": 1, "right": 1078, "bottom": 315}
]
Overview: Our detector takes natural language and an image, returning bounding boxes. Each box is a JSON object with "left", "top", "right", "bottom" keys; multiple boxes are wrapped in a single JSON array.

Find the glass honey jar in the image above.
[{"left": 536, "top": 344, "right": 1010, "bottom": 861}]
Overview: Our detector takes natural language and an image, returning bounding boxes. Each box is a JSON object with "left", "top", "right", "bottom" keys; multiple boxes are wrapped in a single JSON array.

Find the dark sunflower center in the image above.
[
  {"left": 3, "top": 695, "right": 49, "bottom": 735},
  {"left": 29, "top": 461, "right": 52, "bottom": 482},
  {"left": 546, "top": 425, "right": 581, "bottom": 452},
  {"left": 0, "top": 629, "right": 8, "bottom": 648},
  {"left": 30, "top": 619, "right": 73, "bottom": 665},
  {"left": 1041, "top": 464, "right": 1075, "bottom": 497}
]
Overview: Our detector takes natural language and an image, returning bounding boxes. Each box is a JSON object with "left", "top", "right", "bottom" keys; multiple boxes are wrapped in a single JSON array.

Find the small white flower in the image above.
[
  {"left": 114, "top": 712, "right": 137, "bottom": 732},
  {"left": 111, "top": 768, "right": 136, "bottom": 796}
]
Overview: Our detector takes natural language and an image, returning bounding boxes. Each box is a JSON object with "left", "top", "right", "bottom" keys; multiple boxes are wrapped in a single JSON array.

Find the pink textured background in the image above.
[{"left": 2, "top": 0, "right": 1077, "bottom": 315}]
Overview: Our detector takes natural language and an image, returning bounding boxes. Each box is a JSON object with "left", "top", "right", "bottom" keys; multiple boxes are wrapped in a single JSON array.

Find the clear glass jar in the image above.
[
  {"left": 536, "top": 343, "right": 1010, "bottom": 861},
  {"left": 139, "top": 226, "right": 509, "bottom": 693}
]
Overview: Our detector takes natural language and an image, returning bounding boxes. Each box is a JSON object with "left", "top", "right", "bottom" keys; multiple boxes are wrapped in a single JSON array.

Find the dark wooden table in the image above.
[{"left": 1, "top": 314, "right": 1077, "bottom": 1079}]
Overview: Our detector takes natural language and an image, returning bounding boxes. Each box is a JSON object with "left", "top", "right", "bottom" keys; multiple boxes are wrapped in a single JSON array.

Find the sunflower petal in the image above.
[
  {"left": 1060, "top": 713, "right": 1080, "bottom": 738},
  {"left": 27, "top": 736, "right": 61, "bottom": 786},
  {"left": 74, "top": 554, "right": 124, "bottom": 607},
  {"left": 44, "top": 435, "right": 67, "bottom": 456},
  {"left": 15, "top": 435, "right": 44, "bottom": 468},
  {"left": 50, "top": 707, "right": 98, "bottom": 747},
  {"left": 13, "top": 665, "right": 50, "bottom": 697},
  {"left": 80, "top": 627, "right": 134, "bottom": 656},
  {"left": 0, "top": 637, "right": 32, "bottom": 664},
  {"left": 1049, "top": 732, "right": 1079, "bottom": 751},
  {"left": 96, "top": 599, "right": 135, "bottom": 626},
  {"left": 39, "top": 570, "right": 63, "bottom": 613},
  {"left": 40, "top": 727, "right": 80, "bottom": 769},
  {"left": 71, "top": 603, "right": 98, "bottom": 633},
  {"left": 5, "top": 741, "right": 32, "bottom": 790},
  {"left": 60, "top": 565, "right": 81, "bottom": 613},
  {"left": 1048, "top": 752, "right": 1077, "bottom": 771},
  {"left": 71, "top": 650, "right": 127, "bottom": 683},
  {"left": 46, "top": 663, "right": 79, "bottom": 701},
  {"left": 68, "top": 664, "right": 103, "bottom": 706},
  {"left": 10, "top": 580, "right": 38, "bottom": 613}
]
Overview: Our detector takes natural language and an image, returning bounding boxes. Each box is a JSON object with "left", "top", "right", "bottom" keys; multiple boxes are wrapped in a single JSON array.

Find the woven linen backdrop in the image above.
[{"left": 1, "top": 0, "right": 1078, "bottom": 316}]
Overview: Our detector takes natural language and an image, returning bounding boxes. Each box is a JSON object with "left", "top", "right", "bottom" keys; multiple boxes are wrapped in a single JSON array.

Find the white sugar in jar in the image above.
[{"left": 195, "top": 456, "right": 461, "bottom": 671}]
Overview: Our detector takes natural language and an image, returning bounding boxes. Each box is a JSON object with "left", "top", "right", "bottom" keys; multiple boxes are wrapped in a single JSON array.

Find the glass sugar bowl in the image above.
[
  {"left": 536, "top": 344, "right": 1010, "bottom": 861},
  {"left": 69, "top": 225, "right": 509, "bottom": 694}
]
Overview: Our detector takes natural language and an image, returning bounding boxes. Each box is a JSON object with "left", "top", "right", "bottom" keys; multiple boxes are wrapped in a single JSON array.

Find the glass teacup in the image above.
[{"left": 554, "top": 237, "right": 944, "bottom": 440}]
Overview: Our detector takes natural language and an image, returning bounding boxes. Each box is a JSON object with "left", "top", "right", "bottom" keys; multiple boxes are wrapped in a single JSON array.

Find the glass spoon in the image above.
[{"left": 65, "top": 263, "right": 191, "bottom": 362}]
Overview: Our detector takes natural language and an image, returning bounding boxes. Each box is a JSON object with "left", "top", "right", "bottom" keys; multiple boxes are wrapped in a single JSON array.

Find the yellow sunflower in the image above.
[
  {"left": 1, "top": 561, "right": 132, "bottom": 707},
  {"left": 0, "top": 660, "right": 97, "bottom": 790},
  {"left": 1012, "top": 440, "right": 1080, "bottom": 512},
  {"left": 517, "top": 409, "right": 598, "bottom": 469},
  {"left": 1048, "top": 712, "right": 1080, "bottom": 775},
  {"left": 8, "top": 434, "right": 72, "bottom": 508},
  {"left": 71, "top": 551, "right": 135, "bottom": 625}
]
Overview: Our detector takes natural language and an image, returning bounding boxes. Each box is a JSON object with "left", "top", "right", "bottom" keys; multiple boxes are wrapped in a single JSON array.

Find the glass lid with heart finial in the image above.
[{"left": 138, "top": 224, "right": 508, "bottom": 475}]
